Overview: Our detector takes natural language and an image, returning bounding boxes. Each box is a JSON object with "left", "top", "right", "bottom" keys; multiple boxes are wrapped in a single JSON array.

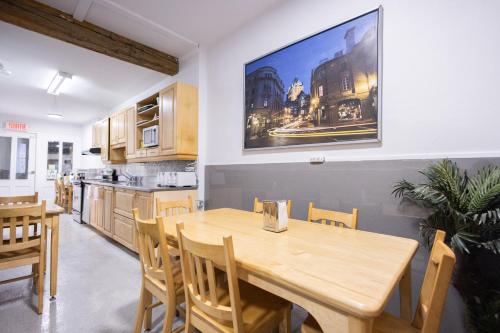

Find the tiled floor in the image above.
[{"left": 0, "top": 214, "right": 306, "bottom": 332}]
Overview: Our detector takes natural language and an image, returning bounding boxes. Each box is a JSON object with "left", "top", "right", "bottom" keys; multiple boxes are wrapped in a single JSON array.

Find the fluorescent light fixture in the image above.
[
  {"left": 47, "top": 71, "right": 72, "bottom": 95},
  {"left": 47, "top": 113, "right": 64, "bottom": 119}
]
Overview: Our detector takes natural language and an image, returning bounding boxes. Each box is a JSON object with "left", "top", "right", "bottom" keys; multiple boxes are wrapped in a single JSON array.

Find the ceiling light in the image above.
[
  {"left": 47, "top": 113, "right": 64, "bottom": 119},
  {"left": 47, "top": 71, "right": 72, "bottom": 95}
]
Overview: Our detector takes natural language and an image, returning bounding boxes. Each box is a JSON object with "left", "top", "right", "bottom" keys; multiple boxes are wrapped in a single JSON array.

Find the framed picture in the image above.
[{"left": 244, "top": 7, "right": 382, "bottom": 150}]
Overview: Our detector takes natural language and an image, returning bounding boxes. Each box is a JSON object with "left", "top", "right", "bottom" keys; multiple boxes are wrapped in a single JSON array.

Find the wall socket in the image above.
[{"left": 310, "top": 156, "right": 326, "bottom": 164}]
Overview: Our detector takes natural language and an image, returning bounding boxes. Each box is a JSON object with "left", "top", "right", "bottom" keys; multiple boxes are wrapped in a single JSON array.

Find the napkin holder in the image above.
[{"left": 262, "top": 200, "right": 288, "bottom": 232}]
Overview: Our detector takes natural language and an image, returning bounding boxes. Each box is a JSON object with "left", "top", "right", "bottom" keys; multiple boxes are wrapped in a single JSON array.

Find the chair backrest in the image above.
[
  {"left": 253, "top": 197, "right": 292, "bottom": 217},
  {"left": 413, "top": 230, "right": 456, "bottom": 333},
  {"left": 132, "top": 209, "right": 176, "bottom": 296},
  {"left": 0, "top": 192, "right": 38, "bottom": 205},
  {"left": 156, "top": 196, "right": 193, "bottom": 217},
  {"left": 307, "top": 202, "right": 358, "bottom": 229},
  {"left": 57, "top": 179, "right": 66, "bottom": 198},
  {"left": 176, "top": 222, "right": 244, "bottom": 333},
  {"left": 0, "top": 201, "right": 46, "bottom": 253}
]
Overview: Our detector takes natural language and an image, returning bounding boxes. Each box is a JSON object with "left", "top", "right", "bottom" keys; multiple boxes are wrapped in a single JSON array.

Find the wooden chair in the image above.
[
  {"left": 306, "top": 202, "right": 358, "bottom": 229},
  {"left": 301, "top": 202, "right": 359, "bottom": 333},
  {"left": 54, "top": 179, "right": 62, "bottom": 206},
  {"left": 156, "top": 196, "right": 193, "bottom": 217},
  {"left": 176, "top": 221, "right": 292, "bottom": 333},
  {"left": 372, "top": 230, "right": 456, "bottom": 333},
  {"left": 0, "top": 201, "right": 47, "bottom": 314},
  {"left": 0, "top": 192, "right": 38, "bottom": 205},
  {"left": 301, "top": 230, "right": 456, "bottom": 333},
  {"left": 132, "top": 209, "right": 185, "bottom": 333},
  {"left": 253, "top": 197, "right": 292, "bottom": 217}
]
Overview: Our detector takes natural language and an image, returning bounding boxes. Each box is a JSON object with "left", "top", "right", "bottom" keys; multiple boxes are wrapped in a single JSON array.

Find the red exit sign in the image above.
[{"left": 5, "top": 121, "right": 28, "bottom": 131}]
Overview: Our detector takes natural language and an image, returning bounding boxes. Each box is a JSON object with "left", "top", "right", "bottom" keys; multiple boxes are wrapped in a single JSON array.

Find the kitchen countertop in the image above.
[{"left": 81, "top": 179, "right": 197, "bottom": 192}]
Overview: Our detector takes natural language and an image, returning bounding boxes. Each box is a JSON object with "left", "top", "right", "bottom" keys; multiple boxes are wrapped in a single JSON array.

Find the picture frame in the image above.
[{"left": 243, "top": 6, "right": 383, "bottom": 150}]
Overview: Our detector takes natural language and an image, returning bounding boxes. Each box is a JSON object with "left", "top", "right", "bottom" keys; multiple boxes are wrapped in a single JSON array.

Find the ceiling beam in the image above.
[
  {"left": 73, "top": 0, "right": 93, "bottom": 21},
  {"left": 0, "top": 0, "right": 179, "bottom": 76}
]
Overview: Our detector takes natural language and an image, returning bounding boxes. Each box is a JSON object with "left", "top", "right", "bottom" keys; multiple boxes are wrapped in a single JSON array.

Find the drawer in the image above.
[
  {"left": 114, "top": 189, "right": 135, "bottom": 218},
  {"left": 113, "top": 213, "right": 135, "bottom": 251},
  {"left": 136, "top": 149, "right": 147, "bottom": 158},
  {"left": 147, "top": 147, "right": 160, "bottom": 157}
]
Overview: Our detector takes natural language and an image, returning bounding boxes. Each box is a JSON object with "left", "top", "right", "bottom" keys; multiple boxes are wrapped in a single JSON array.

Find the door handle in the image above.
[{"left": 29, "top": 171, "right": 35, "bottom": 175}]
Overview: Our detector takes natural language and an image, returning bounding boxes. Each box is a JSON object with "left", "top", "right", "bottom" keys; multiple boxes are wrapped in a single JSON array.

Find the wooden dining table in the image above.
[
  {"left": 162, "top": 208, "right": 419, "bottom": 333},
  {"left": 0, "top": 202, "right": 64, "bottom": 299}
]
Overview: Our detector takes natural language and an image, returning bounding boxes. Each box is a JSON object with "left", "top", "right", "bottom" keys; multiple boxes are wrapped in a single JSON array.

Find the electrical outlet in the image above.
[{"left": 310, "top": 156, "right": 325, "bottom": 164}]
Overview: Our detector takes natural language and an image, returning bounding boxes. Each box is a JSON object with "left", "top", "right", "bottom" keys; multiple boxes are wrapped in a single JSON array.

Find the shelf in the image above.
[
  {"left": 137, "top": 118, "right": 159, "bottom": 128},
  {"left": 137, "top": 104, "right": 158, "bottom": 116}
]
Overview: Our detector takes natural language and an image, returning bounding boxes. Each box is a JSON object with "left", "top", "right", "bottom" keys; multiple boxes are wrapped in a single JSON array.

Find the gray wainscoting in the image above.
[{"left": 205, "top": 158, "right": 500, "bottom": 333}]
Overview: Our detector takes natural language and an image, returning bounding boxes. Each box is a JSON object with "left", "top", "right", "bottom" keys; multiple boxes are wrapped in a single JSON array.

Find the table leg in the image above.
[
  {"left": 399, "top": 262, "right": 412, "bottom": 321},
  {"left": 50, "top": 214, "right": 60, "bottom": 299},
  {"left": 309, "top": 305, "right": 373, "bottom": 333}
]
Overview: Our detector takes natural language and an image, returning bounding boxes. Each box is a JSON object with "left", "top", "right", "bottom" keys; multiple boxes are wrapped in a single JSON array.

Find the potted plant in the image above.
[{"left": 393, "top": 159, "right": 500, "bottom": 332}]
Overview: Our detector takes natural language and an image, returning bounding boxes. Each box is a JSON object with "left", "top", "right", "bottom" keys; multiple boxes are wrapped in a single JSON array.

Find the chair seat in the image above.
[
  {"left": 373, "top": 312, "right": 419, "bottom": 333},
  {"left": 191, "top": 280, "right": 289, "bottom": 333},
  {"left": 0, "top": 247, "right": 40, "bottom": 269}
]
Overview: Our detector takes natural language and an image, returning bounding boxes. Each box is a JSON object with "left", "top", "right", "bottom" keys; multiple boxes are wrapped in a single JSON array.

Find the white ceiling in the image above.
[
  {"left": 0, "top": 21, "right": 166, "bottom": 124},
  {"left": 0, "top": 0, "right": 285, "bottom": 125}
]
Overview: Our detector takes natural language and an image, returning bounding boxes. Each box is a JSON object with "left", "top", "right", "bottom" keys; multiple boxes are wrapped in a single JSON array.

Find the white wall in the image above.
[
  {"left": 204, "top": 0, "right": 500, "bottom": 165},
  {"left": 0, "top": 113, "right": 83, "bottom": 200}
]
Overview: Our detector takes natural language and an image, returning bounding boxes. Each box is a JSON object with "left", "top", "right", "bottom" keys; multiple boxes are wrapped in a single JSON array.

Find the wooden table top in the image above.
[
  {"left": 0, "top": 202, "right": 64, "bottom": 215},
  {"left": 163, "top": 208, "right": 419, "bottom": 318}
]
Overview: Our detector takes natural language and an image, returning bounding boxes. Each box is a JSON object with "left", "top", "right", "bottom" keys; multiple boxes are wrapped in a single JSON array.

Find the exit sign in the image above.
[{"left": 5, "top": 121, "right": 28, "bottom": 131}]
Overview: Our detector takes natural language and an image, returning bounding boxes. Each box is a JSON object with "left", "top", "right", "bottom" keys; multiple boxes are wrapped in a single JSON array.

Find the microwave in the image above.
[{"left": 143, "top": 125, "right": 158, "bottom": 147}]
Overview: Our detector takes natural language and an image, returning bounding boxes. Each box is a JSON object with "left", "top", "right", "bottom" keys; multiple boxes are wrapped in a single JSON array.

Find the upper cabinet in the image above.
[
  {"left": 100, "top": 118, "right": 109, "bottom": 162},
  {"left": 91, "top": 123, "right": 101, "bottom": 148},
  {"left": 163, "top": 82, "right": 198, "bottom": 158},
  {"left": 110, "top": 110, "right": 126, "bottom": 147},
  {"left": 90, "top": 81, "right": 198, "bottom": 164},
  {"left": 128, "top": 82, "right": 198, "bottom": 162}
]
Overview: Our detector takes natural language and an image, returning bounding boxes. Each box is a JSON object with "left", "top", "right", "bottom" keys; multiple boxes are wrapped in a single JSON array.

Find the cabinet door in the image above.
[
  {"left": 126, "top": 107, "right": 136, "bottom": 159},
  {"left": 118, "top": 111, "right": 126, "bottom": 144},
  {"left": 114, "top": 189, "right": 135, "bottom": 219},
  {"left": 103, "top": 188, "right": 113, "bottom": 236},
  {"left": 101, "top": 118, "right": 109, "bottom": 161},
  {"left": 159, "top": 87, "right": 175, "bottom": 155},
  {"left": 135, "top": 192, "right": 153, "bottom": 220},
  {"left": 92, "top": 123, "right": 101, "bottom": 148},
  {"left": 113, "top": 213, "right": 135, "bottom": 251}
]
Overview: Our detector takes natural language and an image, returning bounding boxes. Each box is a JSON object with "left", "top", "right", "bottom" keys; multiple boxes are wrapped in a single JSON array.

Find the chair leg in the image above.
[
  {"left": 134, "top": 282, "right": 146, "bottom": 333},
  {"left": 32, "top": 263, "right": 39, "bottom": 290},
  {"left": 185, "top": 306, "right": 193, "bottom": 333},
  {"left": 161, "top": 299, "right": 175, "bottom": 333},
  {"left": 143, "top": 290, "right": 153, "bottom": 330},
  {"left": 37, "top": 262, "right": 44, "bottom": 314},
  {"left": 279, "top": 303, "right": 292, "bottom": 333}
]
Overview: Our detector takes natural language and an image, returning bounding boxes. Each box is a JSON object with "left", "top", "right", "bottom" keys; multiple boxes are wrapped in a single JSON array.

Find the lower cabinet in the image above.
[
  {"left": 102, "top": 187, "right": 113, "bottom": 237},
  {"left": 112, "top": 213, "right": 136, "bottom": 251},
  {"left": 87, "top": 186, "right": 196, "bottom": 253}
]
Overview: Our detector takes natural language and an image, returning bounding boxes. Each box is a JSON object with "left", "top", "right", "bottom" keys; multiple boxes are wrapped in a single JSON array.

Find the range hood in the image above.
[{"left": 82, "top": 147, "right": 101, "bottom": 155}]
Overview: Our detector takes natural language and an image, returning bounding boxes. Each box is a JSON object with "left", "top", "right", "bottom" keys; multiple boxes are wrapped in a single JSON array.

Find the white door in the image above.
[{"left": 0, "top": 130, "right": 36, "bottom": 196}]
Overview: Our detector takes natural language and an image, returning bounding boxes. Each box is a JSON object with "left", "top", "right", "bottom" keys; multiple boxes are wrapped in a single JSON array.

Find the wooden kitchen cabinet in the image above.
[
  {"left": 102, "top": 187, "right": 113, "bottom": 236},
  {"left": 135, "top": 192, "right": 153, "bottom": 220},
  {"left": 114, "top": 189, "right": 135, "bottom": 219},
  {"left": 91, "top": 122, "right": 101, "bottom": 148},
  {"left": 126, "top": 106, "right": 136, "bottom": 159},
  {"left": 158, "top": 82, "right": 198, "bottom": 159},
  {"left": 87, "top": 187, "right": 197, "bottom": 253},
  {"left": 113, "top": 213, "right": 135, "bottom": 251},
  {"left": 100, "top": 118, "right": 109, "bottom": 162},
  {"left": 110, "top": 110, "right": 126, "bottom": 146}
]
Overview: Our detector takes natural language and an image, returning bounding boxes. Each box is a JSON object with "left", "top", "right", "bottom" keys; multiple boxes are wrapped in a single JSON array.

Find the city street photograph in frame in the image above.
[{"left": 244, "top": 7, "right": 382, "bottom": 150}]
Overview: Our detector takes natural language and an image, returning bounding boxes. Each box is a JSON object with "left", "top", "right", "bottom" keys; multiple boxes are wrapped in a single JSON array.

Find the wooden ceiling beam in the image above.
[{"left": 0, "top": 0, "right": 179, "bottom": 76}]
